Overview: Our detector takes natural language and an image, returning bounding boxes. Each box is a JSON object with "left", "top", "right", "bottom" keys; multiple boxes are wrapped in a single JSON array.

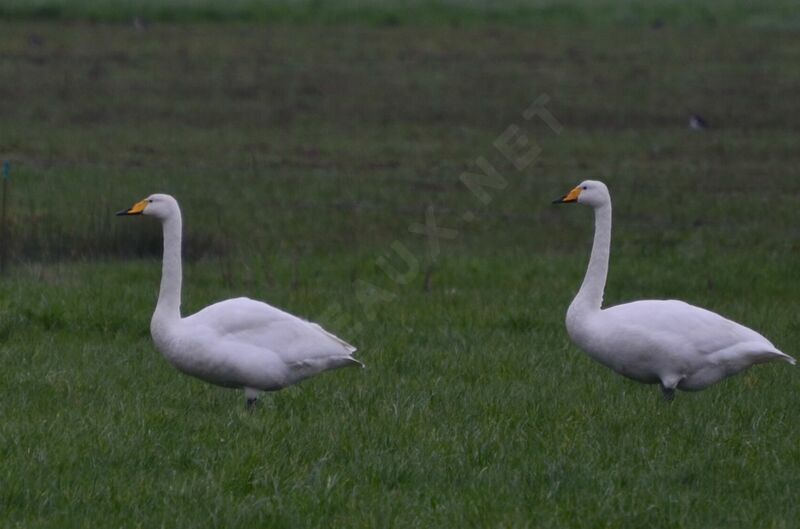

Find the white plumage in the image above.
[
  {"left": 118, "top": 194, "right": 361, "bottom": 407},
  {"left": 554, "top": 180, "right": 794, "bottom": 399}
]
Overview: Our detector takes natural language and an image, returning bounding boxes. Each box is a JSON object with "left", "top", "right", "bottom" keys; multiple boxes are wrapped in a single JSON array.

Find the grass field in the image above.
[
  {"left": 1, "top": 0, "right": 800, "bottom": 29},
  {"left": 1, "top": 2, "right": 800, "bottom": 528}
]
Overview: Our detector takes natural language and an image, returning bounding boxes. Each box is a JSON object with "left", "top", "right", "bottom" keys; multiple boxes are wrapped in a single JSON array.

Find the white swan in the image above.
[
  {"left": 553, "top": 180, "right": 795, "bottom": 399},
  {"left": 117, "top": 194, "right": 362, "bottom": 408}
]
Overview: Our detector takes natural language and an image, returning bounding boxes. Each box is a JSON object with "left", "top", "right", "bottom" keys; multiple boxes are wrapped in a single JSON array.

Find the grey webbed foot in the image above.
[
  {"left": 246, "top": 397, "right": 258, "bottom": 410},
  {"left": 660, "top": 385, "right": 675, "bottom": 402}
]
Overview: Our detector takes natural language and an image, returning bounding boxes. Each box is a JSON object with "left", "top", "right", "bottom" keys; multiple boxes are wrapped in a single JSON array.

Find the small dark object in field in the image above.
[{"left": 689, "top": 114, "right": 708, "bottom": 130}]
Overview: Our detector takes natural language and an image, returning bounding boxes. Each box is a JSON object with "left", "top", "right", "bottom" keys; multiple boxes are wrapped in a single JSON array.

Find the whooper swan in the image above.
[
  {"left": 117, "top": 194, "right": 362, "bottom": 408},
  {"left": 553, "top": 180, "right": 794, "bottom": 399}
]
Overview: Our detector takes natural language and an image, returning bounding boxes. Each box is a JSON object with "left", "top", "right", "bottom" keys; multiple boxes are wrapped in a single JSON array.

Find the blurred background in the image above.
[{"left": 1, "top": 0, "right": 798, "bottom": 269}]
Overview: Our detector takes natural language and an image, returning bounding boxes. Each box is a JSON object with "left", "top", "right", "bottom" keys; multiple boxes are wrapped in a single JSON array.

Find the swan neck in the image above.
[
  {"left": 155, "top": 212, "right": 182, "bottom": 322},
  {"left": 572, "top": 202, "right": 611, "bottom": 314}
]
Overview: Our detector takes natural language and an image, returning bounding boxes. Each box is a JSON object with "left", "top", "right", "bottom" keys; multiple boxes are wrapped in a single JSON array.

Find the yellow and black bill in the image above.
[
  {"left": 552, "top": 186, "right": 582, "bottom": 204},
  {"left": 116, "top": 199, "right": 148, "bottom": 216}
]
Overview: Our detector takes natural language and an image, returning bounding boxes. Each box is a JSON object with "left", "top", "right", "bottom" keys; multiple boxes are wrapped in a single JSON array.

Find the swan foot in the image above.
[
  {"left": 244, "top": 387, "right": 261, "bottom": 410},
  {"left": 660, "top": 385, "right": 675, "bottom": 402}
]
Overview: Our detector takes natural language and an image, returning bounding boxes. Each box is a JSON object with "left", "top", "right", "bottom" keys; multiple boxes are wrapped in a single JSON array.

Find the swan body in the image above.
[
  {"left": 118, "top": 194, "right": 361, "bottom": 407},
  {"left": 554, "top": 180, "right": 794, "bottom": 398}
]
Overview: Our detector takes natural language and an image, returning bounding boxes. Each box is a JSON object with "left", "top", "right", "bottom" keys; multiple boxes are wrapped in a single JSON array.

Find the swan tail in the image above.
[
  {"left": 707, "top": 342, "right": 795, "bottom": 373},
  {"left": 741, "top": 344, "right": 795, "bottom": 366},
  {"left": 344, "top": 355, "right": 365, "bottom": 368},
  {"left": 316, "top": 355, "right": 363, "bottom": 370},
  {"left": 309, "top": 322, "right": 357, "bottom": 354},
  {"left": 772, "top": 350, "right": 796, "bottom": 365},
  {"left": 288, "top": 355, "right": 364, "bottom": 377}
]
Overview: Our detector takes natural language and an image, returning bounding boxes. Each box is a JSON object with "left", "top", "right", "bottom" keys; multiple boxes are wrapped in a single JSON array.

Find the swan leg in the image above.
[
  {"left": 660, "top": 375, "right": 682, "bottom": 402},
  {"left": 244, "top": 387, "right": 261, "bottom": 410}
]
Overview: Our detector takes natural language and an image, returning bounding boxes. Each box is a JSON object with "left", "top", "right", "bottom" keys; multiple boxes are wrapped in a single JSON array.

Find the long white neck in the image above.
[
  {"left": 569, "top": 202, "right": 611, "bottom": 315},
  {"left": 154, "top": 211, "right": 183, "bottom": 324}
]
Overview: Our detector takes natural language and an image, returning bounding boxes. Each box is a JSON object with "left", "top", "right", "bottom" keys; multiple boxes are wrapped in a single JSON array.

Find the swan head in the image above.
[
  {"left": 116, "top": 193, "right": 179, "bottom": 220},
  {"left": 552, "top": 180, "right": 610, "bottom": 208}
]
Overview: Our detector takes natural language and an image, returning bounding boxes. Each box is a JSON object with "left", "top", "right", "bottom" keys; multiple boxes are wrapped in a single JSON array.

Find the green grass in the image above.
[
  {"left": 1, "top": 14, "right": 800, "bottom": 529},
  {"left": 0, "top": 0, "right": 799, "bottom": 29}
]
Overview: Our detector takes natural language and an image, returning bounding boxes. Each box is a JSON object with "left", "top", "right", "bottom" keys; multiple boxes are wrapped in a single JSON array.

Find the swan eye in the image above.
[{"left": 581, "top": 185, "right": 588, "bottom": 190}]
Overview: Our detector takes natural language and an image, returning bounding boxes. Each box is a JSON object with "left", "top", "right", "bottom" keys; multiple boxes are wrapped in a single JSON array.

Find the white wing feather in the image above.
[
  {"left": 184, "top": 297, "right": 358, "bottom": 364},
  {"left": 601, "top": 299, "right": 781, "bottom": 357}
]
